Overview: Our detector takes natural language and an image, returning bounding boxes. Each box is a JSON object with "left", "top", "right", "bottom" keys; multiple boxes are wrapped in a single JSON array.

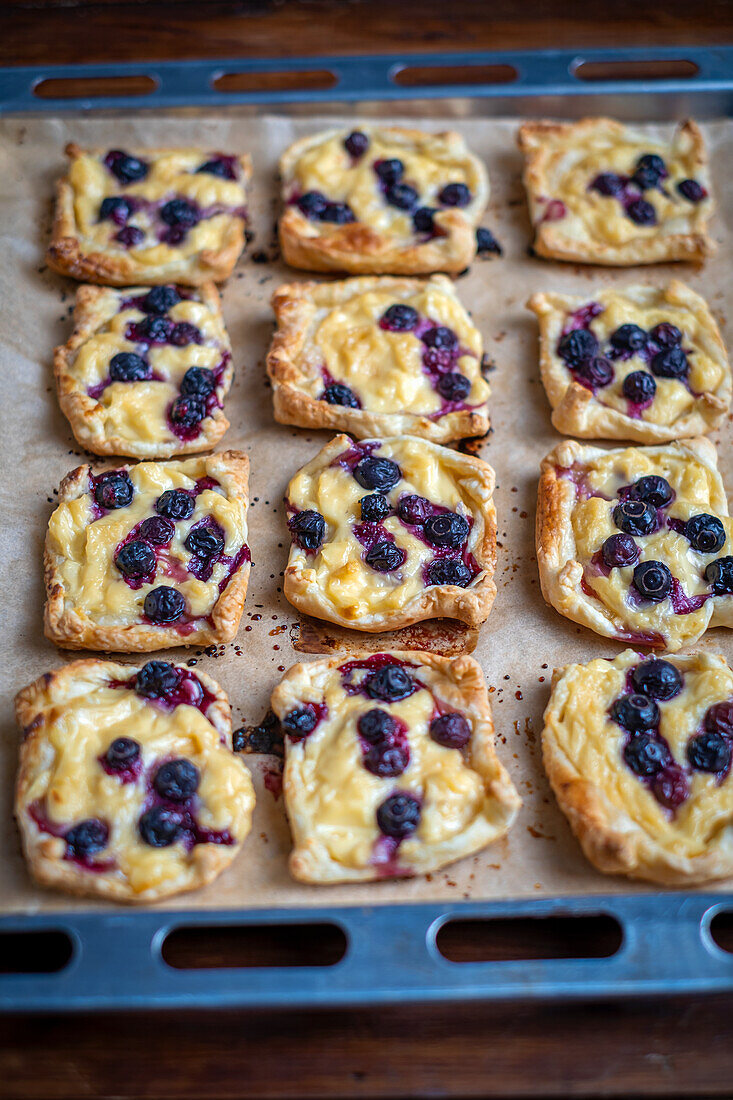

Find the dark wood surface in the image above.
[{"left": 5, "top": 2, "right": 733, "bottom": 1097}]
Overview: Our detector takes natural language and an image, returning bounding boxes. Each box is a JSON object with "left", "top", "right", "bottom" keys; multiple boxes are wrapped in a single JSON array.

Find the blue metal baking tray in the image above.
[{"left": 1, "top": 45, "right": 733, "bottom": 1011}]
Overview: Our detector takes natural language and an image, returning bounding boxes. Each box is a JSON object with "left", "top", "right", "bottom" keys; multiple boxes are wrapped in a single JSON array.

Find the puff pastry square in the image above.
[
  {"left": 47, "top": 143, "right": 251, "bottom": 286},
  {"left": 44, "top": 452, "right": 251, "bottom": 652},
  {"left": 15, "top": 658, "right": 255, "bottom": 903},
  {"left": 54, "top": 282, "right": 234, "bottom": 458},
  {"left": 537, "top": 437, "right": 733, "bottom": 652},
  {"left": 543, "top": 649, "right": 733, "bottom": 885},
  {"left": 270, "top": 650, "right": 520, "bottom": 883},
  {"left": 528, "top": 280, "right": 731, "bottom": 443},
  {"left": 283, "top": 434, "right": 497, "bottom": 632},
  {"left": 267, "top": 275, "right": 490, "bottom": 443},
  {"left": 278, "top": 126, "right": 488, "bottom": 274},
  {"left": 518, "top": 118, "right": 714, "bottom": 265}
]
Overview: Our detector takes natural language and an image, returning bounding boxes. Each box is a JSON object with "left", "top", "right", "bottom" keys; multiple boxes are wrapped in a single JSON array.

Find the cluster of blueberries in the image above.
[
  {"left": 611, "top": 657, "right": 732, "bottom": 810},
  {"left": 558, "top": 310, "right": 691, "bottom": 408},
  {"left": 589, "top": 151, "right": 707, "bottom": 228}
]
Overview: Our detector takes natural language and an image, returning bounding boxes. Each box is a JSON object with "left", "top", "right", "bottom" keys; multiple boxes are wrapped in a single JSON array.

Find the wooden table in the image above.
[{"left": 4, "top": 2, "right": 733, "bottom": 1096}]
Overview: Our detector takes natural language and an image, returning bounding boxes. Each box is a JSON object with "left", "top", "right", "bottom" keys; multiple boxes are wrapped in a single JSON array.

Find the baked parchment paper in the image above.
[{"left": 1, "top": 113, "right": 732, "bottom": 914}]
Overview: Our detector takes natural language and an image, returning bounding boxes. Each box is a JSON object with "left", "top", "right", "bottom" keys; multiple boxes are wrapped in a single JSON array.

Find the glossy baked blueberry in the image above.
[
  {"left": 366, "top": 665, "right": 414, "bottom": 702},
  {"left": 104, "top": 737, "right": 141, "bottom": 771},
  {"left": 282, "top": 706, "right": 317, "bottom": 739},
  {"left": 380, "top": 303, "right": 419, "bottom": 332},
  {"left": 704, "top": 700, "right": 733, "bottom": 738},
  {"left": 590, "top": 172, "right": 626, "bottom": 196},
  {"left": 633, "top": 560, "right": 673, "bottom": 602},
  {"left": 358, "top": 708, "right": 395, "bottom": 745},
  {"left": 196, "top": 155, "right": 238, "bottom": 179},
  {"left": 653, "top": 766, "right": 689, "bottom": 810},
  {"left": 323, "top": 383, "right": 359, "bottom": 407},
  {"left": 423, "top": 512, "right": 469, "bottom": 549},
  {"left": 376, "top": 793, "right": 421, "bottom": 839},
  {"left": 115, "top": 539, "right": 155, "bottom": 578},
  {"left": 651, "top": 346, "right": 688, "bottom": 379},
  {"left": 143, "top": 586, "right": 186, "bottom": 623},
  {"left": 557, "top": 328, "right": 598, "bottom": 368},
  {"left": 360, "top": 494, "right": 391, "bottom": 523},
  {"left": 631, "top": 475, "right": 673, "bottom": 509},
  {"left": 622, "top": 371, "right": 656, "bottom": 404},
  {"left": 109, "top": 352, "right": 149, "bottom": 382},
  {"left": 422, "top": 326, "right": 458, "bottom": 351},
  {"left": 649, "top": 322, "right": 682, "bottom": 348},
  {"left": 438, "top": 182, "right": 471, "bottom": 207},
  {"left": 397, "top": 494, "right": 431, "bottom": 526},
  {"left": 136, "top": 315, "right": 175, "bottom": 342},
  {"left": 66, "top": 819, "right": 109, "bottom": 856},
  {"left": 135, "top": 660, "right": 181, "bottom": 699},
  {"left": 430, "top": 712, "right": 471, "bottom": 749},
  {"left": 156, "top": 489, "right": 194, "bottom": 521},
  {"left": 611, "top": 693, "right": 660, "bottom": 733},
  {"left": 142, "top": 285, "right": 181, "bottom": 314},
  {"left": 297, "top": 191, "right": 329, "bottom": 218},
  {"left": 104, "top": 150, "right": 148, "bottom": 183},
  {"left": 170, "top": 322, "right": 201, "bottom": 347},
  {"left": 374, "top": 158, "right": 403, "bottom": 185},
  {"left": 684, "top": 514, "right": 725, "bottom": 553},
  {"left": 613, "top": 499, "right": 657, "bottom": 536},
  {"left": 677, "top": 179, "right": 707, "bottom": 203},
  {"left": 161, "top": 199, "right": 200, "bottom": 228},
  {"left": 413, "top": 207, "right": 436, "bottom": 233},
  {"left": 185, "top": 526, "right": 225, "bottom": 559},
  {"left": 365, "top": 541, "right": 406, "bottom": 572},
  {"left": 170, "top": 394, "right": 206, "bottom": 428},
  {"left": 705, "top": 556, "right": 733, "bottom": 594},
  {"left": 687, "top": 730, "right": 732, "bottom": 773},
  {"left": 385, "top": 183, "right": 418, "bottom": 210},
  {"left": 344, "top": 130, "right": 369, "bottom": 158},
  {"left": 601, "top": 533, "right": 639, "bottom": 569},
  {"left": 116, "top": 226, "right": 145, "bottom": 248},
  {"left": 475, "top": 227, "right": 503, "bottom": 255},
  {"left": 94, "top": 471, "right": 134, "bottom": 510},
  {"left": 626, "top": 199, "right": 657, "bottom": 226},
  {"left": 99, "top": 196, "right": 133, "bottom": 225},
  {"left": 154, "top": 759, "right": 200, "bottom": 802},
  {"left": 320, "top": 202, "right": 356, "bottom": 224},
  {"left": 289, "top": 509, "right": 326, "bottom": 551},
  {"left": 363, "top": 744, "right": 410, "bottom": 777},
  {"left": 181, "top": 367, "right": 216, "bottom": 397},
  {"left": 354, "top": 456, "right": 401, "bottom": 492},
  {"left": 436, "top": 372, "right": 471, "bottom": 401},
  {"left": 632, "top": 153, "right": 668, "bottom": 190},
  {"left": 623, "top": 732, "right": 670, "bottom": 777},
  {"left": 610, "top": 324, "right": 647, "bottom": 354},
  {"left": 574, "top": 356, "right": 614, "bottom": 390},
  {"left": 630, "top": 659, "right": 683, "bottom": 701},
  {"left": 427, "top": 559, "right": 473, "bottom": 587},
  {"left": 138, "top": 806, "right": 183, "bottom": 847}
]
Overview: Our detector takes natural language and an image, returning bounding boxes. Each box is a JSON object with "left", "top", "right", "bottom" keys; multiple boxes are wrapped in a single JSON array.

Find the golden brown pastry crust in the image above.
[
  {"left": 267, "top": 275, "right": 490, "bottom": 443},
  {"left": 43, "top": 451, "right": 250, "bottom": 652},
  {"left": 47, "top": 143, "right": 252, "bottom": 286},
  {"left": 518, "top": 118, "right": 714, "bottom": 265},
  {"left": 53, "top": 282, "right": 232, "bottom": 458}
]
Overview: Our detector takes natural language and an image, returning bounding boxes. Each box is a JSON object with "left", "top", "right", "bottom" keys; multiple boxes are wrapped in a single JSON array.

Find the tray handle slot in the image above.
[
  {"left": 391, "top": 63, "right": 517, "bottom": 89},
  {"left": 0, "top": 929, "right": 74, "bottom": 974},
  {"left": 708, "top": 909, "right": 733, "bottom": 954},
  {"left": 572, "top": 58, "right": 700, "bottom": 83},
  {"left": 435, "top": 914, "right": 622, "bottom": 963},
  {"left": 161, "top": 921, "right": 347, "bottom": 970},
  {"left": 32, "top": 74, "right": 159, "bottom": 100},
  {"left": 212, "top": 69, "right": 337, "bottom": 94}
]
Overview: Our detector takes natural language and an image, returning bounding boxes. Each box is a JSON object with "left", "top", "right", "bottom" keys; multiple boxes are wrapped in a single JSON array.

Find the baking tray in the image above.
[{"left": 2, "top": 48, "right": 733, "bottom": 1012}]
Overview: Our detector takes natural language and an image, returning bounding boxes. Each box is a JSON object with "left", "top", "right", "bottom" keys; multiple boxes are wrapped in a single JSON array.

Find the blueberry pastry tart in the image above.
[
  {"left": 284, "top": 434, "right": 497, "bottom": 631},
  {"left": 537, "top": 437, "right": 733, "bottom": 651},
  {"left": 270, "top": 651, "right": 520, "bottom": 883},
  {"left": 518, "top": 118, "right": 713, "bottom": 265},
  {"left": 47, "top": 143, "right": 251, "bottom": 286},
  {"left": 543, "top": 649, "right": 733, "bottom": 884},
  {"left": 14, "top": 658, "right": 255, "bottom": 902},
  {"left": 267, "top": 275, "right": 490, "bottom": 442},
  {"left": 278, "top": 126, "right": 488, "bottom": 274},
  {"left": 54, "top": 282, "right": 234, "bottom": 457},
  {"left": 44, "top": 452, "right": 251, "bottom": 651}
]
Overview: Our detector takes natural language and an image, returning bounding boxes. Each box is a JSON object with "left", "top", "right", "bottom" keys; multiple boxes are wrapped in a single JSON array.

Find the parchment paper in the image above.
[{"left": 2, "top": 113, "right": 733, "bottom": 914}]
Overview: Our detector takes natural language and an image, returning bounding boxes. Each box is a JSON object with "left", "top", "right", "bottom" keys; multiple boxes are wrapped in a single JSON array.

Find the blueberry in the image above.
[
  {"left": 422, "top": 326, "right": 458, "bottom": 351},
  {"left": 651, "top": 346, "right": 688, "bottom": 379},
  {"left": 630, "top": 659, "right": 683, "bottom": 701},
  {"left": 109, "top": 352, "right": 149, "bottom": 382},
  {"left": 557, "top": 328, "right": 598, "bottom": 368},
  {"left": 436, "top": 372, "right": 471, "bottom": 401},
  {"left": 611, "top": 693, "right": 660, "bottom": 733},
  {"left": 156, "top": 489, "right": 194, "bottom": 521},
  {"left": 631, "top": 475, "right": 673, "bottom": 509},
  {"left": 181, "top": 367, "right": 216, "bottom": 397},
  {"left": 354, "top": 456, "right": 401, "bottom": 491},
  {"left": 94, "top": 471, "right": 134, "bottom": 510},
  {"left": 161, "top": 199, "right": 200, "bottom": 228},
  {"left": 138, "top": 806, "right": 183, "bottom": 847},
  {"left": 650, "top": 322, "right": 682, "bottom": 348},
  {"left": 135, "top": 660, "right": 181, "bottom": 699},
  {"left": 623, "top": 732, "right": 670, "bottom": 777},
  {"left": 376, "top": 793, "right": 421, "bottom": 839},
  {"left": 632, "top": 153, "right": 667, "bottom": 190},
  {"left": 413, "top": 207, "right": 436, "bottom": 233},
  {"left": 684, "top": 514, "right": 726, "bottom": 554},
  {"left": 99, "top": 196, "right": 133, "bottom": 225},
  {"left": 105, "top": 737, "right": 140, "bottom": 771},
  {"left": 365, "top": 541, "right": 406, "bottom": 572},
  {"left": 438, "top": 182, "right": 471, "bottom": 207},
  {"left": 430, "top": 712, "right": 471, "bottom": 749},
  {"left": 142, "top": 285, "right": 181, "bottom": 314},
  {"left": 423, "top": 512, "right": 469, "bottom": 548},
  {"left": 677, "top": 178, "right": 707, "bottom": 203},
  {"left": 613, "top": 499, "right": 657, "bottom": 536},
  {"left": 196, "top": 156, "right": 237, "bottom": 180},
  {"left": 170, "top": 394, "right": 206, "bottom": 428},
  {"left": 104, "top": 150, "right": 148, "bottom": 184},
  {"left": 633, "top": 560, "right": 672, "bottom": 602},
  {"left": 296, "top": 191, "right": 329, "bottom": 218},
  {"left": 427, "top": 559, "right": 473, "bottom": 587},
  {"left": 344, "top": 130, "right": 369, "bottom": 158},
  {"left": 185, "top": 526, "right": 225, "bottom": 560},
  {"left": 374, "top": 159, "right": 403, "bottom": 185},
  {"left": 323, "top": 383, "right": 359, "bottom": 407},
  {"left": 115, "top": 226, "right": 144, "bottom": 248},
  {"left": 363, "top": 743, "right": 410, "bottom": 777},
  {"left": 282, "top": 706, "right": 317, "bottom": 739},
  {"left": 653, "top": 766, "right": 689, "bottom": 809},
  {"left": 610, "top": 324, "right": 648, "bottom": 353},
  {"left": 360, "top": 494, "right": 391, "bottom": 523},
  {"left": 397, "top": 494, "right": 431, "bottom": 525},
  {"left": 601, "top": 533, "right": 639, "bottom": 569},
  {"left": 475, "top": 227, "right": 503, "bottom": 255},
  {"left": 380, "top": 304, "right": 419, "bottom": 332},
  {"left": 357, "top": 709, "right": 395, "bottom": 745},
  {"left": 289, "top": 509, "right": 326, "bottom": 551},
  {"left": 622, "top": 371, "right": 656, "bottom": 404},
  {"left": 704, "top": 701, "right": 733, "bottom": 739},
  {"left": 574, "top": 356, "right": 614, "bottom": 390},
  {"left": 385, "top": 182, "right": 418, "bottom": 210},
  {"left": 626, "top": 199, "right": 657, "bottom": 226},
  {"left": 590, "top": 172, "right": 626, "bottom": 197},
  {"left": 366, "top": 665, "right": 414, "bottom": 702},
  {"left": 154, "top": 758, "right": 200, "bottom": 802},
  {"left": 687, "top": 730, "right": 731, "bottom": 773},
  {"left": 321, "top": 202, "right": 356, "bottom": 224},
  {"left": 705, "top": 556, "right": 733, "bottom": 594},
  {"left": 170, "top": 322, "right": 201, "bottom": 347},
  {"left": 115, "top": 539, "right": 155, "bottom": 578},
  {"left": 137, "top": 315, "right": 174, "bottom": 342},
  {"left": 144, "top": 586, "right": 186, "bottom": 623},
  {"left": 66, "top": 819, "right": 109, "bottom": 856}
]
